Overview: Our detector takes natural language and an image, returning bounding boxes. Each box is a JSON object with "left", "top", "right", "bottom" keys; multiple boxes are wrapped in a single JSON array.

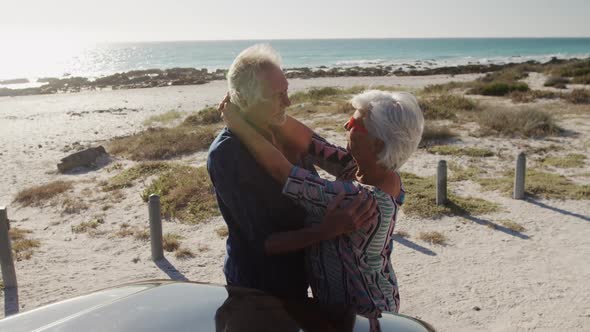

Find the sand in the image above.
[{"left": 0, "top": 73, "right": 589, "bottom": 331}]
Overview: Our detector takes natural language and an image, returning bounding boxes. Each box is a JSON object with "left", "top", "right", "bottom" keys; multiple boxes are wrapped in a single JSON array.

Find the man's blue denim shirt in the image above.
[{"left": 207, "top": 127, "right": 311, "bottom": 298}]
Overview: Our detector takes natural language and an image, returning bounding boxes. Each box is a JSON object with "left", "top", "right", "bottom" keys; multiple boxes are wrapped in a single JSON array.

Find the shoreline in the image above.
[{"left": 1, "top": 56, "right": 588, "bottom": 97}]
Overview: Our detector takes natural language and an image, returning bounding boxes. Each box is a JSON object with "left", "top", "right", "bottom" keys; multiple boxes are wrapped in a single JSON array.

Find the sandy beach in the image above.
[{"left": 0, "top": 73, "right": 589, "bottom": 331}]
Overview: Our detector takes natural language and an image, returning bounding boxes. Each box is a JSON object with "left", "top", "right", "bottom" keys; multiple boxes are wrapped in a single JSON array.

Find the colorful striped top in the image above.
[{"left": 282, "top": 134, "right": 404, "bottom": 319}]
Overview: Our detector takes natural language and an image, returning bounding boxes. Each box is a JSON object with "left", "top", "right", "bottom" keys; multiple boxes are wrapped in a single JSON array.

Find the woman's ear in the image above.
[{"left": 372, "top": 138, "right": 385, "bottom": 155}]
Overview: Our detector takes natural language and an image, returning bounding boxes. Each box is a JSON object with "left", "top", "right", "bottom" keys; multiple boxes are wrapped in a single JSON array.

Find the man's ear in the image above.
[{"left": 373, "top": 138, "right": 385, "bottom": 155}]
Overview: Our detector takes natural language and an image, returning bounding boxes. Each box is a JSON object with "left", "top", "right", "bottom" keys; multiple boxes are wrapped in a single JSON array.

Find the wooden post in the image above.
[
  {"left": 148, "top": 195, "right": 164, "bottom": 261},
  {"left": 0, "top": 207, "right": 17, "bottom": 289},
  {"left": 514, "top": 152, "right": 526, "bottom": 200},
  {"left": 436, "top": 160, "right": 447, "bottom": 205}
]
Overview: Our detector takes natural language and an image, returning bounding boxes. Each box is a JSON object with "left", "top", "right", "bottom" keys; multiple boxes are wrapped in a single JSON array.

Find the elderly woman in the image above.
[{"left": 220, "top": 90, "right": 424, "bottom": 323}]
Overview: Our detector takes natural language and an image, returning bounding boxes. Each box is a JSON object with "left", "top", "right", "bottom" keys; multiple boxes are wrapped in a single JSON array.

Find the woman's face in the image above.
[{"left": 344, "top": 110, "right": 383, "bottom": 173}]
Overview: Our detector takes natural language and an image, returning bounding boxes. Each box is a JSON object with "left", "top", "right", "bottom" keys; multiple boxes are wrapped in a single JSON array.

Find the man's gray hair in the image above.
[
  {"left": 227, "top": 44, "right": 282, "bottom": 111},
  {"left": 351, "top": 90, "right": 424, "bottom": 171}
]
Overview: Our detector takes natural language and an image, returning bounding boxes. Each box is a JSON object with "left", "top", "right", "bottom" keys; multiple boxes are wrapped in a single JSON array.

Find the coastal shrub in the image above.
[
  {"left": 290, "top": 87, "right": 343, "bottom": 104},
  {"left": 544, "top": 76, "right": 570, "bottom": 89},
  {"left": 469, "top": 82, "right": 529, "bottom": 96},
  {"left": 551, "top": 59, "right": 590, "bottom": 78},
  {"left": 422, "top": 82, "right": 470, "bottom": 94},
  {"left": 427, "top": 145, "right": 494, "bottom": 157},
  {"left": 400, "top": 172, "right": 499, "bottom": 218},
  {"left": 9, "top": 227, "right": 41, "bottom": 261},
  {"left": 542, "top": 154, "right": 586, "bottom": 168},
  {"left": 14, "top": 180, "right": 73, "bottom": 207},
  {"left": 183, "top": 106, "right": 221, "bottom": 126},
  {"left": 103, "top": 161, "right": 172, "bottom": 191},
  {"left": 175, "top": 248, "right": 195, "bottom": 260},
  {"left": 563, "top": 89, "right": 590, "bottom": 104},
  {"left": 419, "top": 94, "right": 476, "bottom": 119},
  {"left": 108, "top": 125, "right": 218, "bottom": 160},
  {"left": 477, "top": 108, "right": 561, "bottom": 137},
  {"left": 419, "top": 124, "right": 457, "bottom": 148},
  {"left": 572, "top": 74, "right": 590, "bottom": 85},
  {"left": 509, "top": 90, "right": 559, "bottom": 103},
  {"left": 418, "top": 231, "right": 447, "bottom": 245},
  {"left": 477, "top": 169, "right": 590, "bottom": 200},
  {"left": 142, "top": 165, "right": 218, "bottom": 224},
  {"left": 143, "top": 110, "right": 183, "bottom": 126}
]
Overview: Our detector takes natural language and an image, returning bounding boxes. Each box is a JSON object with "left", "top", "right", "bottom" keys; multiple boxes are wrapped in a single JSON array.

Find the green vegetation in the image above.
[
  {"left": 449, "top": 163, "right": 483, "bottom": 182},
  {"left": 563, "top": 89, "right": 590, "bottom": 104},
  {"left": 422, "top": 82, "right": 470, "bottom": 94},
  {"left": 143, "top": 110, "right": 183, "bottom": 126},
  {"left": 470, "top": 82, "right": 529, "bottom": 96},
  {"left": 103, "top": 161, "right": 172, "bottom": 191},
  {"left": 9, "top": 227, "right": 41, "bottom": 261},
  {"left": 509, "top": 90, "right": 559, "bottom": 103},
  {"left": 400, "top": 172, "right": 500, "bottom": 218},
  {"left": 14, "top": 181, "right": 73, "bottom": 207},
  {"left": 427, "top": 145, "right": 494, "bottom": 157},
  {"left": 418, "top": 231, "right": 448, "bottom": 245},
  {"left": 418, "top": 94, "right": 476, "bottom": 119},
  {"left": 477, "top": 169, "right": 590, "bottom": 200},
  {"left": 477, "top": 108, "right": 561, "bottom": 138},
  {"left": 542, "top": 154, "right": 586, "bottom": 168},
  {"left": 142, "top": 165, "right": 219, "bottom": 224}
]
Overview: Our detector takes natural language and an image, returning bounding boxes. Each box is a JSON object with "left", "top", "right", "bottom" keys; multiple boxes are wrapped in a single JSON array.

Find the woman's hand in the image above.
[
  {"left": 319, "top": 191, "right": 378, "bottom": 239},
  {"left": 218, "top": 93, "right": 243, "bottom": 129}
]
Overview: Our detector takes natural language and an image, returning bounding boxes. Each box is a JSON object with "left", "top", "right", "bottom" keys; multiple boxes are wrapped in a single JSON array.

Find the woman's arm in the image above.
[
  {"left": 264, "top": 192, "right": 377, "bottom": 255},
  {"left": 272, "top": 115, "right": 314, "bottom": 158},
  {"left": 221, "top": 101, "right": 293, "bottom": 185}
]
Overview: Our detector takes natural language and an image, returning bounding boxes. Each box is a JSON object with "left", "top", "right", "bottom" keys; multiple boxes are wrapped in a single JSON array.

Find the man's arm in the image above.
[{"left": 264, "top": 192, "right": 377, "bottom": 255}]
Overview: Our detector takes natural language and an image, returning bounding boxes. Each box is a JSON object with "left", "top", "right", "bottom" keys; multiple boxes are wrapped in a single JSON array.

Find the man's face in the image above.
[{"left": 250, "top": 65, "right": 291, "bottom": 127}]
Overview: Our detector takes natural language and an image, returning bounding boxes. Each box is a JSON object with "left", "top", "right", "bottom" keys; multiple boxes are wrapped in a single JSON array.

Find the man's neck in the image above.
[{"left": 243, "top": 114, "right": 276, "bottom": 144}]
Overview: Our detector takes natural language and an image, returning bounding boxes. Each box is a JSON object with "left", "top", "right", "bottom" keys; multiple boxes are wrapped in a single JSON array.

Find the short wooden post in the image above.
[
  {"left": 436, "top": 160, "right": 447, "bottom": 205},
  {"left": 514, "top": 152, "right": 526, "bottom": 200},
  {"left": 0, "top": 207, "right": 17, "bottom": 289},
  {"left": 148, "top": 195, "right": 164, "bottom": 261}
]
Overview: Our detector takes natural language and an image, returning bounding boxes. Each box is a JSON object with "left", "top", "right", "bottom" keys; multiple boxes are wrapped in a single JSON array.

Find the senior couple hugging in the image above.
[{"left": 207, "top": 44, "right": 424, "bottom": 331}]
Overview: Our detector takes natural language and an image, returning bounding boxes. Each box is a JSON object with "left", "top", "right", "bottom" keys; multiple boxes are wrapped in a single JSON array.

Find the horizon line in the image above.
[{"left": 95, "top": 36, "right": 590, "bottom": 44}]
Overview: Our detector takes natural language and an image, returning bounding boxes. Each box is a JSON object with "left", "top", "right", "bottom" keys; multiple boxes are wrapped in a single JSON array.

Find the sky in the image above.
[{"left": 1, "top": 0, "right": 589, "bottom": 44}]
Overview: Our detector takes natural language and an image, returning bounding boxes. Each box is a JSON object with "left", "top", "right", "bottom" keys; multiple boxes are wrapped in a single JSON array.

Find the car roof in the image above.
[{"left": 0, "top": 280, "right": 432, "bottom": 332}]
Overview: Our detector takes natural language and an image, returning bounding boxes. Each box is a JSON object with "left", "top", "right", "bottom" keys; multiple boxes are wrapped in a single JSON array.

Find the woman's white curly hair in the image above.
[
  {"left": 227, "top": 44, "right": 282, "bottom": 112},
  {"left": 351, "top": 90, "right": 424, "bottom": 171}
]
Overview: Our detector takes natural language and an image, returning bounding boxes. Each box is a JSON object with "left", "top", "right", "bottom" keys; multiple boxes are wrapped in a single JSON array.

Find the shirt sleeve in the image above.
[
  {"left": 282, "top": 165, "right": 377, "bottom": 221},
  {"left": 307, "top": 133, "right": 358, "bottom": 181}
]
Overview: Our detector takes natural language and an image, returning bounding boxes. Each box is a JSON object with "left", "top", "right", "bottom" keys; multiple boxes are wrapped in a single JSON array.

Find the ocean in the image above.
[{"left": 1, "top": 38, "right": 590, "bottom": 85}]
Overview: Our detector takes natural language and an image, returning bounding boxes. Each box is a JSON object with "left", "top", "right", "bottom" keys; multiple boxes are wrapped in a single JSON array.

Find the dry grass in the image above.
[
  {"left": 108, "top": 124, "right": 219, "bottom": 161},
  {"left": 395, "top": 230, "right": 410, "bottom": 238},
  {"left": 9, "top": 227, "right": 41, "bottom": 261},
  {"left": 142, "top": 165, "right": 219, "bottom": 224},
  {"left": 563, "top": 89, "right": 590, "bottom": 104},
  {"left": 498, "top": 219, "right": 526, "bottom": 232},
  {"left": 422, "top": 82, "right": 470, "bottom": 94},
  {"left": 215, "top": 225, "right": 229, "bottom": 237},
  {"left": 133, "top": 229, "right": 150, "bottom": 241},
  {"left": 420, "top": 124, "right": 457, "bottom": 148},
  {"left": 427, "top": 145, "right": 494, "bottom": 157},
  {"left": 477, "top": 169, "right": 590, "bottom": 200},
  {"left": 477, "top": 108, "right": 561, "bottom": 138},
  {"left": 163, "top": 233, "right": 182, "bottom": 252},
  {"left": 71, "top": 218, "right": 105, "bottom": 234},
  {"left": 14, "top": 180, "right": 73, "bottom": 207},
  {"left": 400, "top": 172, "right": 499, "bottom": 218},
  {"left": 60, "top": 196, "right": 89, "bottom": 214},
  {"left": 542, "top": 154, "right": 586, "bottom": 168},
  {"left": 183, "top": 106, "right": 222, "bottom": 126},
  {"left": 103, "top": 161, "right": 172, "bottom": 191},
  {"left": 418, "top": 231, "right": 448, "bottom": 245},
  {"left": 313, "top": 117, "right": 348, "bottom": 133},
  {"left": 175, "top": 247, "right": 195, "bottom": 260},
  {"left": 449, "top": 163, "right": 483, "bottom": 182},
  {"left": 143, "top": 110, "right": 183, "bottom": 126},
  {"left": 544, "top": 76, "right": 570, "bottom": 89}
]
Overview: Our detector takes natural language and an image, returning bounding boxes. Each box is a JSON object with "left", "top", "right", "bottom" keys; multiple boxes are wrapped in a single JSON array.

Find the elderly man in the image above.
[
  {"left": 207, "top": 44, "right": 312, "bottom": 298},
  {"left": 207, "top": 44, "right": 367, "bottom": 299}
]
